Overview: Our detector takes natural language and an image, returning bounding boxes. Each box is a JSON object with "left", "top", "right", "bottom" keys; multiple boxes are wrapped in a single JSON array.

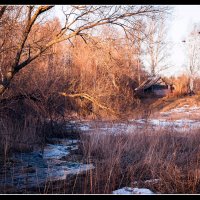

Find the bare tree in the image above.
[
  {"left": 129, "top": 20, "right": 145, "bottom": 85},
  {"left": 143, "top": 13, "right": 171, "bottom": 76},
  {"left": 183, "top": 24, "right": 200, "bottom": 94},
  {"left": 0, "top": 6, "right": 6, "bottom": 19},
  {"left": 0, "top": 5, "right": 169, "bottom": 96},
  {"left": 62, "top": 33, "right": 134, "bottom": 116}
]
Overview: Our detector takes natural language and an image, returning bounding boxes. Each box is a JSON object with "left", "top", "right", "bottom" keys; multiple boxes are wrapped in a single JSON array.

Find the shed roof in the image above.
[{"left": 135, "top": 76, "right": 169, "bottom": 91}]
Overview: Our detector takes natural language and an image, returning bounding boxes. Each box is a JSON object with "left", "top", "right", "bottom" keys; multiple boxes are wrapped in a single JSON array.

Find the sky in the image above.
[
  {"left": 168, "top": 5, "right": 200, "bottom": 77},
  {"left": 53, "top": 5, "right": 200, "bottom": 77}
]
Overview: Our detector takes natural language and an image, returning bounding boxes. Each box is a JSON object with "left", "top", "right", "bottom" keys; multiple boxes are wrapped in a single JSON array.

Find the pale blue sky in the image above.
[{"left": 168, "top": 5, "right": 200, "bottom": 76}]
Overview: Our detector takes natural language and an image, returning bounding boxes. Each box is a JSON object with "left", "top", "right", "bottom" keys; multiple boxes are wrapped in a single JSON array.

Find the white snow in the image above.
[
  {"left": 144, "top": 179, "right": 160, "bottom": 184},
  {"left": 43, "top": 144, "right": 70, "bottom": 159},
  {"left": 47, "top": 163, "right": 95, "bottom": 181},
  {"left": 42, "top": 139, "right": 95, "bottom": 182},
  {"left": 62, "top": 163, "right": 94, "bottom": 176},
  {"left": 67, "top": 105, "right": 200, "bottom": 135},
  {"left": 160, "top": 105, "right": 200, "bottom": 115},
  {"left": 75, "top": 117, "right": 200, "bottom": 135},
  {"left": 128, "top": 118, "right": 200, "bottom": 132},
  {"left": 79, "top": 124, "right": 91, "bottom": 131},
  {"left": 130, "top": 119, "right": 146, "bottom": 123},
  {"left": 133, "top": 179, "right": 160, "bottom": 184},
  {"left": 149, "top": 119, "right": 200, "bottom": 131},
  {"left": 112, "top": 187, "right": 154, "bottom": 195}
]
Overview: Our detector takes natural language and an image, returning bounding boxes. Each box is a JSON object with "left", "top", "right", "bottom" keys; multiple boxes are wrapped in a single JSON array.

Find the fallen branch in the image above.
[{"left": 59, "top": 92, "right": 117, "bottom": 115}]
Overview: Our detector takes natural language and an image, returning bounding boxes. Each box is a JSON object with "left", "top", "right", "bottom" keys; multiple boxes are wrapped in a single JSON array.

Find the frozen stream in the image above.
[
  {"left": 0, "top": 138, "right": 94, "bottom": 191},
  {"left": 1, "top": 112, "right": 200, "bottom": 192}
]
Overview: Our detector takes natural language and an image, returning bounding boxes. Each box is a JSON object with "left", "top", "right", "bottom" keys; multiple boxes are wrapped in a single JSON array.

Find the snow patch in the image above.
[
  {"left": 79, "top": 124, "right": 91, "bottom": 131},
  {"left": 128, "top": 118, "right": 200, "bottom": 132},
  {"left": 46, "top": 163, "right": 95, "bottom": 181},
  {"left": 160, "top": 105, "right": 200, "bottom": 115},
  {"left": 43, "top": 144, "right": 70, "bottom": 159},
  {"left": 0, "top": 138, "right": 94, "bottom": 190},
  {"left": 133, "top": 179, "right": 160, "bottom": 184},
  {"left": 144, "top": 179, "right": 160, "bottom": 184},
  {"left": 113, "top": 187, "right": 154, "bottom": 195}
]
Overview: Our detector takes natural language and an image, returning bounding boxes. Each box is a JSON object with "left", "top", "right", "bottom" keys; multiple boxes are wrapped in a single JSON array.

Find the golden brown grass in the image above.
[
  {"left": 71, "top": 128, "right": 200, "bottom": 194},
  {"left": 151, "top": 95, "right": 200, "bottom": 112},
  {"left": 0, "top": 115, "right": 47, "bottom": 161},
  {"left": 1, "top": 122, "right": 200, "bottom": 194},
  {"left": 149, "top": 95, "right": 200, "bottom": 120},
  {"left": 32, "top": 126, "right": 200, "bottom": 194}
]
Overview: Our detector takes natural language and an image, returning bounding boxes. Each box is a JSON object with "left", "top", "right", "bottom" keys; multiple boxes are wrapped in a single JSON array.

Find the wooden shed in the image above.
[{"left": 134, "top": 76, "right": 174, "bottom": 97}]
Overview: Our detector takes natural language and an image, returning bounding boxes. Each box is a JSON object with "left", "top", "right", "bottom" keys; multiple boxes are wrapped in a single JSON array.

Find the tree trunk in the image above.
[{"left": 0, "top": 69, "right": 15, "bottom": 95}]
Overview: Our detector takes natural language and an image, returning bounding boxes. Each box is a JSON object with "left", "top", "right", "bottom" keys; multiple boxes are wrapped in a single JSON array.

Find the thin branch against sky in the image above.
[
  {"left": 168, "top": 5, "right": 200, "bottom": 76},
  {"left": 53, "top": 5, "right": 200, "bottom": 77}
]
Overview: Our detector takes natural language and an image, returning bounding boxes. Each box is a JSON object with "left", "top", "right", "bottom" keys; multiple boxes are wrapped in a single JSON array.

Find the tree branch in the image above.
[
  {"left": 59, "top": 92, "right": 117, "bottom": 115},
  {"left": 0, "top": 6, "right": 6, "bottom": 20}
]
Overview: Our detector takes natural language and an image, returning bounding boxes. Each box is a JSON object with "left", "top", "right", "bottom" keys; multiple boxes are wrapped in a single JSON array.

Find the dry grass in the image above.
[
  {"left": 1, "top": 91, "right": 200, "bottom": 194},
  {"left": 64, "top": 127, "right": 200, "bottom": 194},
  {"left": 151, "top": 95, "right": 200, "bottom": 113},
  {"left": 28, "top": 125, "right": 200, "bottom": 194},
  {"left": 0, "top": 115, "right": 48, "bottom": 162},
  {"left": 149, "top": 95, "right": 200, "bottom": 120},
  {"left": 1, "top": 122, "right": 200, "bottom": 194}
]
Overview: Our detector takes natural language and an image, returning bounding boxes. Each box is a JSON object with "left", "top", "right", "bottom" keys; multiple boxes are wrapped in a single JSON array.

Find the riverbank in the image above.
[
  {"left": 1, "top": 120, "right": 200, "bottom": 194},
  {"left": 2, "top": 95, "right": 200, "bottom": 194}
]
